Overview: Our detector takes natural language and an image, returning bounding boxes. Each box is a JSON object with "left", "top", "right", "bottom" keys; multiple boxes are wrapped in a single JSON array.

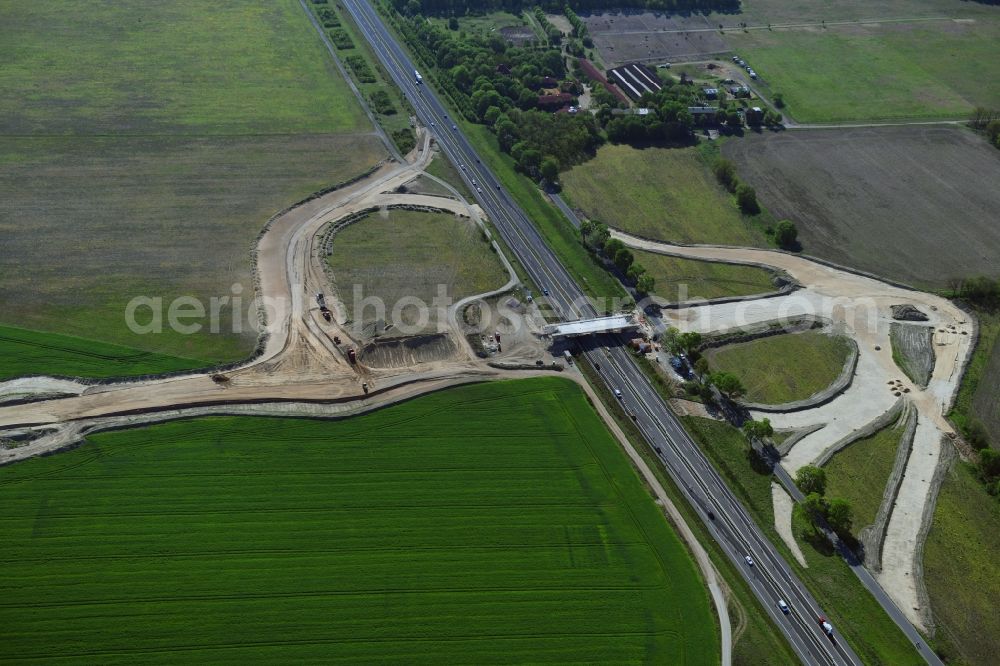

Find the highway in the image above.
[{"left": 341, "top": 1, "right": 865, "bottom": 663}]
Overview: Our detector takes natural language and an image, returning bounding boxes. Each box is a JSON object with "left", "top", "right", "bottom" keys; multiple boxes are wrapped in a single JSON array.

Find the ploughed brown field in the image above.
[{"left": 723, "top": 126, "right": 1000, "bottom": 290}]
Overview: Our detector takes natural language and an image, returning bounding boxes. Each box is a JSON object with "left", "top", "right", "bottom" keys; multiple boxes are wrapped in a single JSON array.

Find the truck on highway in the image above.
[{"left": 414, "top": 69, "right": 423, "bottom": 84}]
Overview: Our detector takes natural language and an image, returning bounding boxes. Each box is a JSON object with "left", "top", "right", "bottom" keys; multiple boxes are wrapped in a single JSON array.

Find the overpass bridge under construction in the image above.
[{"left": 543, "top": 314, "right": 638, "bottom": 339}]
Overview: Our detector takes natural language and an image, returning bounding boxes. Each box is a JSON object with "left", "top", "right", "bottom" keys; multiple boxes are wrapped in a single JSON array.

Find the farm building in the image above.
[
  {"left": 537, "top": 92, "right": 575, "bottom": 110},
  {"left": 607, "top": 62, "right": 662, "bottom": 100}
]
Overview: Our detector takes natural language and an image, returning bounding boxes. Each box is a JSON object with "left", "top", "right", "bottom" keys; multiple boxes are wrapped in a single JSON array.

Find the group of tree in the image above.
[
  {"left": 713, "top": 158, "right": 799, "bottom": 249},
  {"left": 580, "top": 221, "right": 655, "bottom": 294},
  {"left": 387, "top": 5, "right": 610, "bottom": 180},
  {"left": 969, "top": 107, "right": 1000, "bottom": 149},
  {"left": 954, "top": 276, "right": 1000, "bottom": 311},
  {"left": 562, "top": 5, "right": 592, "bottom": 46},
  {"left": 960, "top": 417, "right": 1000, "bottom": 496},
  {"left": 742, "top": 417, "right": 773, "bottom": 442},
  {"left": 794, "top": 465, "right": 854, "bottom": 538}
]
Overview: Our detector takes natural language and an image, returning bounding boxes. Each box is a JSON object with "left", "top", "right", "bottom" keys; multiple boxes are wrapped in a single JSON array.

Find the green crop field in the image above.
[
  {"left": 728, "top": 18, "right": 1000, "bottom": 123},
  {"left": 634, "top": 250, "right": 778, "bottom": 303},
  {"left": 0, "top": 1, "right": 383, "bottom": 370},
  {"left": 326, "top": 208, "right": 508, "bottom": 327},
  {"left": 0, "top": 378, "right": 717, "bottom": 663},
  {"left": 0, "top": 325, "right": 203, "bottom": 381},
  {"left": 924, "top": 459, "right": 1000, "bottom": 666},
  {"left": 824, "top": 421, "right": 906, "bottom": 531},
  {"left": 682, "top": 416, "right": 922, "bottom": 665},
  {"left": 562, "top": 144, "right": 764, "bottom": 246},
  {"left": 704, "top": 331, "right": 852, "bottom": 405}
]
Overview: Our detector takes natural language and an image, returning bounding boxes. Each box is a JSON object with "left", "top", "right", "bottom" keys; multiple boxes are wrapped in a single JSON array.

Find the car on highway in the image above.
[
  {"left": 542, "top": 287, "right": 549, "bottom": 296},
  {"left": 744, "top": 554, "right": 755, "bottom": 567},
  {"left": 476, "top": 187, "right": 482, "bottom": 193},
  {"left": 777, "top": 599, "right": 790, "bottom": 614},
  {"left": 452, "top": 124, "right": 457, "bottom": 130},
  {"left": 430, "top": 121, "right": 435, "bottom": 126},
  {"left": 613, "top": 388, "right": 623, "bottom": 399},
  {"left": 460, "top": 164, "right": 465, "bottom": 170}
]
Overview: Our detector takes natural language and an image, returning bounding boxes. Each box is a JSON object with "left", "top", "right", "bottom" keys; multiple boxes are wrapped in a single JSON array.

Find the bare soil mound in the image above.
[
  {"left": 889, "top": 323, "right": 935, "bottom": 387},
  {"left": 361, "top": 333, "right": 457, "bottom": 368},
  {"left": 891, "top": 304, "right": 929, "bottom": 322}
]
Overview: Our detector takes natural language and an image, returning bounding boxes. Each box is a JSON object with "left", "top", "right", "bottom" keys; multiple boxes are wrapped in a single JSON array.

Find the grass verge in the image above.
[
  {"left": 923, "top": 458, "right": 1000, "bottom": 666},
  {"left": 424, "top": 152, "right": 474, "bottom": 199},
  {"left": 950, "top": 312, "right": 1000, "bottom": 447},
  {"left": 703, "top": 330, "right": 852, "bottom": 405},
  {"left": 823, "top": 420, "right": 906, "bottom": 530},
  {"left": 636, "top": 249, "right": 778, "bottom": 302},
  {"left": 0, "top": 377, "right": 716, "bottom": 663}
]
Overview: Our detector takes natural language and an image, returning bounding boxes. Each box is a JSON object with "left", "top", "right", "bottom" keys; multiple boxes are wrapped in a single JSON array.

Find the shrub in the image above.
[
  {"left": 370, "top": 89, "right": 397, "bottom": 115},
  {"left": 345, "top": 55, "right": 376, "bottom": 83},
  {"left": 318, "top": 8, "right": 340, "bottom": 27},
  {"left": 713, "top": 158, "right": 738, "bottom": 192},
  {"left": 392, "top": 128, "right": 416, "bottom": 154},
  {"left": 328, "top": 28, "right": 353, "bottom": 50},
  {"left": 736, "top": 183, "right": 760, "bottom": 215},
  {"left": 774, "top": 220, "right": 798, "bottom": 249}
]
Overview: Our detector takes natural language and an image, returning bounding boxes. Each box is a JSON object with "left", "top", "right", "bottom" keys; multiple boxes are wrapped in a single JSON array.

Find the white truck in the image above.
[{"left": 414, "top": 70, "right": 423, "bottom": 84}]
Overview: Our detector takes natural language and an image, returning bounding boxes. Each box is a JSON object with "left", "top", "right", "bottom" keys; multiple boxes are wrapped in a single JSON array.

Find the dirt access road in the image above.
[
  {"left": 615, "top": 229, "right": 972, "bottom": 631},
  {"left": 0, "top": 131, "right": 530, "bottom": 448}
]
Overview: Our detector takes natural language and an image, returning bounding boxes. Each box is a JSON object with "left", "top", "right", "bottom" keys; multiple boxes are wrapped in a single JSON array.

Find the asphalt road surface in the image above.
[{"left": 338, "top": 2, "right": 901, "bottom": 663}]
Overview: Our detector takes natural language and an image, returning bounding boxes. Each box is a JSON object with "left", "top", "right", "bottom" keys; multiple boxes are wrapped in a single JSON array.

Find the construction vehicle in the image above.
[
  {"left": 321, "top": 310, "right": 332, "bottom": 322},
  {"left": 362, "top": 382, "right": 369, "bottom": 394},
  {"left": 563, "top": 349, "right": 573, "bottom": 364},
  {"left": 347, "top": 347, "right": 357, "bottom": 364},
  {"left": 333, "top": 335, "right": 342, "bottom": 345},
  {"left": 316, "top": 292, "right": 325, "bottom": 306}
]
